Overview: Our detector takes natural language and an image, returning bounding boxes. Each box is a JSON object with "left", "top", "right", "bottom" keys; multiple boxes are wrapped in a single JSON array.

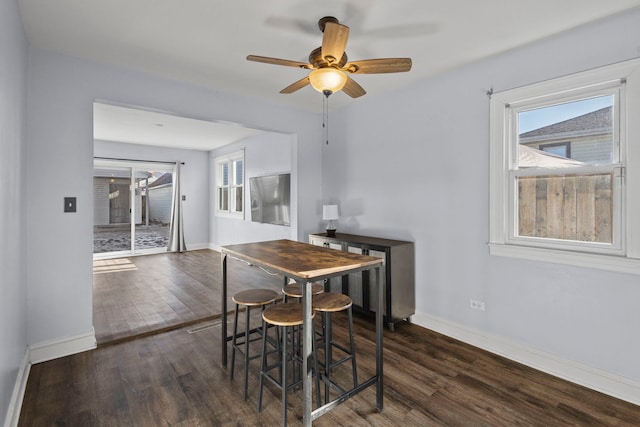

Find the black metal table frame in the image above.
[{"left": 221, "top": 248, "right": 384, "bottom": 426}]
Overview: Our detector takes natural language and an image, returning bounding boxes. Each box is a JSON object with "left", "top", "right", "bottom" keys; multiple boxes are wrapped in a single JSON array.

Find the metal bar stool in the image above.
[
  {"left": 257, "top": 303, "right": 321, "bottom": 426},
  {"left": 231, "top": 288, "right": 279, "bottom": 400},
  {"left": 312, "top": 292, "right": 358, "bottom": 403},
  {"left": 281, "top": 280, "right": 325, "bottom": 385}
]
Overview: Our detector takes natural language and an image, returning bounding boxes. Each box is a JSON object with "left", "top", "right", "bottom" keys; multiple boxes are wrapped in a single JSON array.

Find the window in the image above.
[
  {"left": 490, "top": 58, "right": 640, "bottom": 273},
  {"left": 215, "top": 151, "right": 244, "bottom": 217},
  {"left": 539, "top": 142, "right": 570, "bottom": 158}
]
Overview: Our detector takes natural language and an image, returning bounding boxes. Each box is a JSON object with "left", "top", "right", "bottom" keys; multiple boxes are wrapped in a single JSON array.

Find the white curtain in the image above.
[{"left": 167, "top": 162, "right": 187, "bottom": 252}]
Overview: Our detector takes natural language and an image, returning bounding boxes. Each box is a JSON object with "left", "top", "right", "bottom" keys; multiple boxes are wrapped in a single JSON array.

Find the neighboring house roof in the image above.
[
  {"left": 519, "top": 106, "right": 612, "bottom": 141},
  {"left": 519, "top": 145, "right": 584, "bottom": 168},
  {"left": 148, "top": 173, "right": 173, "bottom": 188}
]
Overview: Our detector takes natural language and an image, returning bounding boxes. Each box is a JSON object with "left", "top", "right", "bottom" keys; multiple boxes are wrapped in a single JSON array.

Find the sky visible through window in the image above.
[{"left": 518, "top": 95, "right": 613, "bottom": 134}]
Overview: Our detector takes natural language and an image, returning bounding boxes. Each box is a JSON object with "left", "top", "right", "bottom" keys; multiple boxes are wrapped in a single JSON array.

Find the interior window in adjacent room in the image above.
[{"left": 215, "top": 150, "right": 244, "bottom": 218}]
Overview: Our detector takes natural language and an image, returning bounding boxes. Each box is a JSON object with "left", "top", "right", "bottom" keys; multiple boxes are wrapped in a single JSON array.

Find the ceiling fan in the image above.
[{"left": 247, "top": 16, "right": 412, "bottom": 98}]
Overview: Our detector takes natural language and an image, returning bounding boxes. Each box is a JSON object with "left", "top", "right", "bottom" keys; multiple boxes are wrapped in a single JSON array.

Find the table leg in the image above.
[
  {"left": 302, "top": 280, "right": 312, "bottom": 427},
  {"left": 376, "top": 265, "right": 384, "bottom": 411},
  {"left": 282, "top": 276, "right": 289, "bottom": 302},
  {"left": 222, "top": 253, "right": 228, "bottom": 367}
]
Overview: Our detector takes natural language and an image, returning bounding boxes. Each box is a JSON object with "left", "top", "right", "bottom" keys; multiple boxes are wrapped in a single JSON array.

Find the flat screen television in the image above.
[{"left": 249, "top": 173, "right": 291, "bottom": 226}]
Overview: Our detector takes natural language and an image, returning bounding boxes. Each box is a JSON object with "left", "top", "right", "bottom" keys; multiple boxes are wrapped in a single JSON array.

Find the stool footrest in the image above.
[
  {"left": 328, "top": 354, "right": 355, "bottom": 370},
  {"left": 260, "top": 369, "right": 304, "bottom": 393},
  {"left": 319, "top": 373, "right": 348, "bottom": 395},
  {"left": 226, "top": 325, "right": 264, "bottom": 342}
]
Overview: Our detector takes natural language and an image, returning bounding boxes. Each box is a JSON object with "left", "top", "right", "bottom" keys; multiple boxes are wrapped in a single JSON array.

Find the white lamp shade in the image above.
[
  {"left": 309, "top": 68, "right": 347, "bottom": 94},
  {"left": 322, "top": 204, "right": 339, "bottom": 220}
]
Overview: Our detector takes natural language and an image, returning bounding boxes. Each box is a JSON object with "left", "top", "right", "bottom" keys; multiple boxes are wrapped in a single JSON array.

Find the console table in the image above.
[{"left": 309, "top": 233, "right": 415, "bottom": 331}]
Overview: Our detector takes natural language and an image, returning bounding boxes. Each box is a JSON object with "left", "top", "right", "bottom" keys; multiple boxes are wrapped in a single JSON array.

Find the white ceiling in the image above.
[
  {"left": 20, "top": 0, "right": 640, "bottom": 149},
  {"left": 93, "top": 102, "right": 266, "bottom": 151}
]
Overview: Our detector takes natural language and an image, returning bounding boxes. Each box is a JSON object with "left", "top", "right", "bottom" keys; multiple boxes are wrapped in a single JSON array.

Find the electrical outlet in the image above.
[{"left": 469, "top": 299, "right": 485, "bottom": 311}]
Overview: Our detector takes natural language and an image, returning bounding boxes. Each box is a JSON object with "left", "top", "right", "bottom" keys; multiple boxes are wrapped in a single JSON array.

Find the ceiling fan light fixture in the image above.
[
  {"left": 309, "top": 68, "right": 347, "bottom": 95},
  {"left": 247, "top": 16, "right": 411, "bottom": 99}
]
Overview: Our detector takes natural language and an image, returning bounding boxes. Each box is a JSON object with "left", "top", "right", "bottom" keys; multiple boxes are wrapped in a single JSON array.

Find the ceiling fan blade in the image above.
[
  {"left": 321, "top": 22, "right": 350, "bottom": 65},
  {"left": 280, "top": 77, "right": 310, "bottom": 94},
  {"left": 342, "top": 75, "right": 366, "bottom": 98},
  {"left": 344, "top": 58, "right": 412, "bottom": 74},
  {"left": 247, "top": 55, "right": 311, "bottom": 69}
]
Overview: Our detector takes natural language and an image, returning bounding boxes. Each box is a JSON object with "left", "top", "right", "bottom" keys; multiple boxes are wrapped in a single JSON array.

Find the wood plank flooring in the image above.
[
  {"left": 19, "top": 312, "right": 640, "bottom": 426},
  {"left": 20, "top": 250, "right": 639, "bottom": 425},
  {"left": 93, "top": 249, "right": 284, "bottom": 345}
]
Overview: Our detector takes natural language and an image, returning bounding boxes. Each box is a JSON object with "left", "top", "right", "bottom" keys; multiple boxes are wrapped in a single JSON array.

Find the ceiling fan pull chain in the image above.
[{"left": 323, "top": 94, "right": 329, "bottom": 145}]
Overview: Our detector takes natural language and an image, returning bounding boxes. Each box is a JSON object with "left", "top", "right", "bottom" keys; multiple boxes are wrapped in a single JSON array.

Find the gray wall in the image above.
[
  {"left": 0, "top": 0, "right": 28, "bottom": 421},
  {"left": 324, "top": 9, "right": 640, "bottom": 383},
  {"left": 26, "top": 48, "right": 321, "bottom": 348},
  {"left": 209, "top": 131, "right": 297, "bottom": 247}
]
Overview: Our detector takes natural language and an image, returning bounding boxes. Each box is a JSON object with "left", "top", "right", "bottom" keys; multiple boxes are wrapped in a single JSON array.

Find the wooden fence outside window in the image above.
[{"left": 517, "top": 173, "right": 612, "bottom": 243}]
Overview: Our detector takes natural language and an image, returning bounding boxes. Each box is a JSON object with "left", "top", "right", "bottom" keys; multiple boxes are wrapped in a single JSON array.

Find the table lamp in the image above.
[{"left": 322, "top": 204, "right": 339, "bottom": 237}]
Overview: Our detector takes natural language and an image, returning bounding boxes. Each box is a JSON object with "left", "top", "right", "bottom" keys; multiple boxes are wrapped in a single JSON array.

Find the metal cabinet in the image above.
[{"left": 309, "top": 232, "right": 415, "bottom": 330}]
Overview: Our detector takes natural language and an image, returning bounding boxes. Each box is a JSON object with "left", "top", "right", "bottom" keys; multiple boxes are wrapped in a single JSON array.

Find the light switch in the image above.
[{"left": 64, "top": 197, "right": 77, "bottom": 213}]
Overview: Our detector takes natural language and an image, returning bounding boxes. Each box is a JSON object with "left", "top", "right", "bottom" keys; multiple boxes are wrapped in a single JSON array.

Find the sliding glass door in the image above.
[{"left": 93, "top": 160, "right": 174, "bottom": 258}]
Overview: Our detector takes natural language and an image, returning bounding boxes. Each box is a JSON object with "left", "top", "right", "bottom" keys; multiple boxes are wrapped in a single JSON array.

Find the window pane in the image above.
[
  {"left": 235, "top": 186, "right": 243, "bottom": 212},
  {"left": 518, "top": 95, "right": 614, "bottom": 167},
  {"left": 517, "top": 173, "right": 612, "bottom": 243},
  {"left": 218, "top": 188, "right": 228, "bottom": 211},
  {"left": 234, "top": 160, "right": 243, "bottom": 185},
  {"left": 540, "top": 142, "right": 569, "bottom": 158},
  {"left": 222, "top": 163, "right": 229, "bottom": 186}
]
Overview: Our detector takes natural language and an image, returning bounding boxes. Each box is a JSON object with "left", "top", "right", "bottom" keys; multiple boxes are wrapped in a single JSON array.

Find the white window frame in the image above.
[
  {"left": 489, "top": 58, "right": 640, "bottom": 274},
  {"left": 215, "top": 150, "right": 244, "bottom": 218}
]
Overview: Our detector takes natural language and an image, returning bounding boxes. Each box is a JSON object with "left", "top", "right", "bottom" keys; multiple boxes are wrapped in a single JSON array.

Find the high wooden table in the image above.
[{"left": 221, "top": 239, "right": 385, "bottom": 426}]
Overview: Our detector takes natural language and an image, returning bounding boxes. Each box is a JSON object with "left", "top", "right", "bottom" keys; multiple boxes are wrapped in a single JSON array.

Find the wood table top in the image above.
[{"left": 221, "top": 239, "right": 383, "bottom": 281}]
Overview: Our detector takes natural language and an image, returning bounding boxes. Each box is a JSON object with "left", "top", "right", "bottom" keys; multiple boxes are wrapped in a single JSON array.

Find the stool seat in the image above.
[
  {"left": 282, "top": 282, "right": 324, "bottom": 298},
  {"left": 262, "top": 302, "right": 315, "bottom": 326},
  {"left": 313, "top": 292, "right": 352, "bottom": 312},
  {"left": 233, "top": 289, "right": 279, "bottom": 306}
]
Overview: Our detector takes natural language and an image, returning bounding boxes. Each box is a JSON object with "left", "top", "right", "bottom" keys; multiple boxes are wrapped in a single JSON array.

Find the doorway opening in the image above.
[{"left": 93, "top": 159, "right": 174, "bottom": 258}]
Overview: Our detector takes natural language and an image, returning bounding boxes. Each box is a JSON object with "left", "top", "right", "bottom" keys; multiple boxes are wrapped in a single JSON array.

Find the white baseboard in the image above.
[
  {"left": 412, "top": 311, "right": 640, "bottom": 406},
  {"left": 4, "top": 331, "right": 96, "bottom": 427},
  {"left": 28, "top": 329, "right": 96, "bottom": 365},
  {"left": 3, "top": 349, "right": 30, "bottom": 427},
  {"left": 186, "top": 243, "right": 210, "bottom": 251}
]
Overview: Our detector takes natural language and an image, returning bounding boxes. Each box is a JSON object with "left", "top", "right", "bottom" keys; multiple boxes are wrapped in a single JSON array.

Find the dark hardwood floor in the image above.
[
  {"left": 93, "top": 249, "right": 284, "bottom": 345},
  {"left": 19, "top": 250, "right": 639, "bottom": 425},
  {"left": 19, "top": 312, "right": 640, "bottom": 426}
]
